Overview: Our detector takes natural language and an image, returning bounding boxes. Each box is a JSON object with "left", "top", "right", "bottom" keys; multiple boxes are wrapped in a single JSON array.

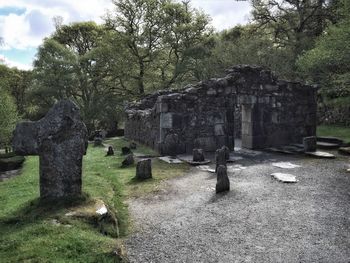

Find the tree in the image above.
[
  {"left": 199, "top": 25, "right": 295, "bottom": 80},
  {"left": 0, "top": 90, "right": 18, "bottom": 147},
  {"left": 32, "top": 22, "right": 123, "bottom": 132},
  {"left": 297, "top": 0, "right": 350, "bottom": 100},
  {"left": 105, "top": 0, "right": 212, "bottom": 95},
  {"left": 0, "top": 64, "right": 32, "bottom": 116}
]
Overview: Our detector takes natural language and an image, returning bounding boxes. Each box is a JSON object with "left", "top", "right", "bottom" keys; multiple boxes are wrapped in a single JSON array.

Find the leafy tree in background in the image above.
[
  {"left": 105, "top": 0, "right": 212, "bottom": 94},
  {"left": 201, "top": 25, "right": 295, "bottom": 79},
  {"left": 32, "top": 22, "right": 123, "bottom": 132},
  {"left": 0, "top": 90, "right": 18, "bottom": 147},
  {"left": 297, "top": 0, "right": 350, "bottom": 110},
  {"left": 250, "top": 0, "right": 340, "bottom": 79},
  {"left": 0, "top": 65, "right": 31, "bottom": 116}
]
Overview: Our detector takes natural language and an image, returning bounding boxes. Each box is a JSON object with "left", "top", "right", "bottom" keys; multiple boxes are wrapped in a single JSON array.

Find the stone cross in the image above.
[{"left": 12, "top": 100, "right": 88, "bottom": 200}]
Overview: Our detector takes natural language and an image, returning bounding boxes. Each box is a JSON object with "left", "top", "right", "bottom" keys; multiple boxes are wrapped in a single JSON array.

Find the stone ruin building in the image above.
[{"left": 125, "top": 65, "right": 318, "bottom": 156}]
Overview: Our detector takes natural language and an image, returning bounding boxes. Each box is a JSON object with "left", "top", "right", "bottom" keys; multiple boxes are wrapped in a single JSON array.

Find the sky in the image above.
[{"left": 0, "top": 0, "right": 252, "bottom": 70}]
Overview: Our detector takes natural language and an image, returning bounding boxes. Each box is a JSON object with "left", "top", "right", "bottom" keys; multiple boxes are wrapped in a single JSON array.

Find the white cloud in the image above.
[
  {"left": 0, "top": 54, "right": 32, "bottom": 70},
  {"left": 190, "top": 0, "right": 252, "bottom": 31},
  {"left": 0, "top": 0, "right": 114, "bottom": 50}
]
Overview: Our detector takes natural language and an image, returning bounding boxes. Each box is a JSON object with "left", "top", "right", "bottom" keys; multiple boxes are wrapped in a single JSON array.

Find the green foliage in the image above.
[
  {"left": 0, "top": 91, "right": 18, "bottom": 146},
  {"left": 32, "top": 22, "right": 123, "bottom": 132},
  {"left": 201, "top": 25, "right": 295, "bottom": 79},
  {"left": 105, "top": 0, "right": 212, "bottom": 94},
  {"left": 0, "top": 64, "right": 31, "bottom": 116},
  {"left": 297, "top": 1, "right": 350, "bottom": 105}
]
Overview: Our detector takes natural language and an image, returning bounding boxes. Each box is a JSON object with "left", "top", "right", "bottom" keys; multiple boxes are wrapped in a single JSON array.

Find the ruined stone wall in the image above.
[{"left": 125, "top": 65, "right": 318, "bottom": 155}]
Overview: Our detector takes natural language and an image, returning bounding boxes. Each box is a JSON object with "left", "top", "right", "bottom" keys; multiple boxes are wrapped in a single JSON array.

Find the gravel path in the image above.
[{"left": 125, "top": 152, "right": 350, "bottom": 263}]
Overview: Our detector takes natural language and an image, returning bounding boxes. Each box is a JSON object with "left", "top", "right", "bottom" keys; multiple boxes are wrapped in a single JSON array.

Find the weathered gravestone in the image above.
[
  {"left": 121, "top": 146, "right": 132, "bottom": 155},
  {"left": 12, "top": 100, "right": 88, "bottom": 200},
  {"left": 193, "top": 148, "right": 205, "bottom": 162},
  {"left": 106, "top": 146, "right": 114, "bottom": 156},
  {"left": 222, "top": 146, "right": 230, "bottom": 161},
  {"left": 215, "top": 148, "right": 227, "bottom": 172},
  {"left": 303, "top": 136, "right": 317, "bottom": 152},
  {"left": 136, "top": 159, "right": 152, "bottom": 180},
  {"left": 121, "top": 154, "right": 134, "bottom": 167},
  {"left": 216, "top": 165, "right": 230, "bottom": 193}
]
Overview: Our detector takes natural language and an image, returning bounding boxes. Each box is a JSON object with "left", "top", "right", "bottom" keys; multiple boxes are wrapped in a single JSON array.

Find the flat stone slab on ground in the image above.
[
  {"left": 266, "top": 148, "right": 295, "bottom": 155},
  {"left": 271, "top": 173, "right": 298, "bottom": 183},
  {"left": 227, "top": 155, "right": 244, "bottom": 162},
  {"left": 317, "top": 141, "right": 341, "bottom": 149},
  {"left": 272, "top": 162, "right": 301, "bottom": 169},
  {"left": 305, "top": 151, "right": 335, "bottom": 159},
  {"left": 184, "top": 159, "right": 211, "bottom": 165},
  {"left": 197, "top": 165, "right": 215, "bottom": 173},
  {"left": 228, "top": 164, "right": 247, "bottom": 172},
  {"left": 338, "top": 147, "right": 350, "bottom": 155},
  {"left": 234, "top": 148, "right": 262, "bottom": 157},
  {"left": 158, "top": 156, "right": 183, "bottom": 164}
]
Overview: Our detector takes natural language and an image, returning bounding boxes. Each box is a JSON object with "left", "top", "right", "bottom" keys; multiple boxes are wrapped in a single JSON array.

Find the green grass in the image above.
[
  {"left": 317, "top": 125, "right": 350, "bottom": 142},
  {"left": 0, "top": 137, "right": 189, "bottom": 263}
]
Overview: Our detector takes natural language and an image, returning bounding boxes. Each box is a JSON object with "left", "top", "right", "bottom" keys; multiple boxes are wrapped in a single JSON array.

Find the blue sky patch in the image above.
[
  {"left": 0, "top": 6, "right": 26, "bottom": 16},
  {"left": 0, "top": 47, "right": 37, "bottom": 66}
]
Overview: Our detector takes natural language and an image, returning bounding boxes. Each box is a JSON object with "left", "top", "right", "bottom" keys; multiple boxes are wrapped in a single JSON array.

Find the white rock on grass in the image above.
[{"left": 271, "top": 173, "right": 298, "bottom": 183}]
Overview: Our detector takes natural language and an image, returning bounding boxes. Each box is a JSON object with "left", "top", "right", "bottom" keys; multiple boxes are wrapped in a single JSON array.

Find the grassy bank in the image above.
[
  {"left": 317, "top": 125, "right": 350, "bottom": 142},
  {"left": 0, "top": 138, "right": 189, "bottom": 263}
]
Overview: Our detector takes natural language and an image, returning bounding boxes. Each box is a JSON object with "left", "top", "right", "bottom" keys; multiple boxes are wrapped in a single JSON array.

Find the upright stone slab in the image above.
[
  {"left": 216, "top": 165, "right": 230, "bottom": 193},
  {"left": 12, "top": 100, "right": 88, "bottom": 200},
  {"left": 222, "top": 146, "right": 230, "bottom": 161},
  {"left": 303, "top": 136, "right": 317, "bottom": 152},
  {"left": 193, "top": 148, "right": 205, "bottom": 162},
  {"left": 136, "top": 159, "right": 152, "bottom": 180},
  {"left": 215, "top": 148, "right": 227, "bottom": 172}
]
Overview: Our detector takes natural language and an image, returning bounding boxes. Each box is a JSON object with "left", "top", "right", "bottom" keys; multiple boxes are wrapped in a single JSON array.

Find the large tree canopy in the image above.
[
  {"left": 105, "top": 0, "right": 212, "bottom": 94},
  {"left": 32, "top": 22, "right": 123, "bottom": 132}
]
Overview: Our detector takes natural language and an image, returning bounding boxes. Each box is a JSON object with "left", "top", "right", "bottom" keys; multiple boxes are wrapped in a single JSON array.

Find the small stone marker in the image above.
[
  {"left": 305, "top": 151, "right": 335, "bottom": 159},
  {"left": 271, "top": 173, "right": 298, "bottom": 183},
  {"left": 222, "top": 146, "right": 230, "bottom": 161},
  {"left": 121, "top": 154, "right": 134, "bottom": 167},
  {"left": 303, "top": 136, "right": 317, "bottom": 152},
  {"left": 94, "top": 137, "right": 103, "bottom": 147},
  {"left": 121, "top": 146, "right": 132, "bottom": 155},
  {"left": 272, "top": 162, "right": 301, "bottom": 169},
  {"left": 193, "top": 148, "right": 205, "bottom": 162},
  {"left": 130, "top": 142, "right": 137, "bottom": 150},
  {"left": 216, "top": 165, "right": 230, "bottom": 193},
  {"left": 215, "top": 148, "right": 227, "bottom": 172},
  {"left": 136, "top": 159, "right": 152, "bottom": 180},
  {"left": 12, "top": 100, "right": 88, "bottom": 200},
  {"left": 106, "top": 146, "right": 114, "bottom": 156}
]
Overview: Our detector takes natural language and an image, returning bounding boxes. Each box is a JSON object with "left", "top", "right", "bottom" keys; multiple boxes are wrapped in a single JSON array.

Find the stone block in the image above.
[
  {"left": 136, "top": 159, "right": 152, "bottom": 180},
  {"left": 303, "top": 136, "right": 317, "bottom": 152},
  {"left": 214, "top": 124, "right": 225, "bottom": 136},
  {"left": 160, "top": 113, "right": 173, "bottom": 129},
  {"left": 216, "top": 165, "right": 230, "bottom": 193}
]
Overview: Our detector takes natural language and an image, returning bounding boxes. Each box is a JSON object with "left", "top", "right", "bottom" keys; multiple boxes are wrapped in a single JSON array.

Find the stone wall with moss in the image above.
[{"left": 125, "top": 65, "right": 318, "bottom": 155}]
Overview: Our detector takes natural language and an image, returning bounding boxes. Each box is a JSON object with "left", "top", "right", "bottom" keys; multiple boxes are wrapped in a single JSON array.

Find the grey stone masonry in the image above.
[
  {"left": 125, "top": 65, "right": 318, "bottom": 155},
  {"left": 12, "top": 100, "right": 88, "bottom": 200}
]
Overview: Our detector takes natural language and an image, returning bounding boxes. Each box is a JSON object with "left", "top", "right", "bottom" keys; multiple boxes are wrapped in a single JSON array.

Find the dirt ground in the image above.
[{"left": 125, "top": 150, "right": 350, "bottom": 263}]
